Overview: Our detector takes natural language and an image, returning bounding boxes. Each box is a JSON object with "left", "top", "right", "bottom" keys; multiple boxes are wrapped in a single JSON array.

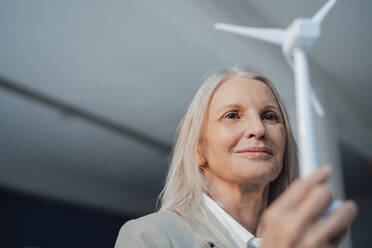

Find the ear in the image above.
[{"left": 197, "top": 142, "right": 207, "bottom": 166}]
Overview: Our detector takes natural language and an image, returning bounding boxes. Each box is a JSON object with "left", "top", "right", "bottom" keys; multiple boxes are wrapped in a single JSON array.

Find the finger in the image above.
[
  {"left": 272, "top": 166, "right": 332, "bottom": 210},
  {"left": 294, "top": 185, "right": 333, "bottom": 229},
  {"left": 300, "top": 200, "right": 358, "bottom": 247}
]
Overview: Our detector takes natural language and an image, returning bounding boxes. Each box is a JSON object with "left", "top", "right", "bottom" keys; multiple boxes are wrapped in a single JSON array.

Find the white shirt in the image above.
[{"left": 202, "top": 194, "right": 262, "bottom": 248}]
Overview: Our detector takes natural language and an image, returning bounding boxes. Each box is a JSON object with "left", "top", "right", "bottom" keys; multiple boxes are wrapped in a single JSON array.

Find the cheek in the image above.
[
  {"left": 271, "top": 126, "right": 286, "bottom": 158},
  {"left": 205, "top": 126, "right": 239, "bottom": 161}
]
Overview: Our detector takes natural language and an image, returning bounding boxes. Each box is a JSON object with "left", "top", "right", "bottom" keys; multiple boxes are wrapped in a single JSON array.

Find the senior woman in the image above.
[{"left": 115, "top": 66, "right": 357, "bottom": 248}]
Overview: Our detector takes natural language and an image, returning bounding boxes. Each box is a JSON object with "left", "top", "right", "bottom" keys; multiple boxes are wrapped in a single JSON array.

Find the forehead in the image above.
[{"left": 208, "top": 77, "right": 278, "bottom": 113}]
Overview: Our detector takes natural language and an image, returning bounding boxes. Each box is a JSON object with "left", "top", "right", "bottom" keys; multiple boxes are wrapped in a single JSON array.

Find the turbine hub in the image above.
[{"left": 283, "top": 18, "right": 320, "bottom": 57}]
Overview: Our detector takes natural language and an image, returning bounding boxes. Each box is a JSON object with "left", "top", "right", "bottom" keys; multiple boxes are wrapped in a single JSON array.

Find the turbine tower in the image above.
[{"left": 215, "top": 0, "right": 336, "bottom": 179}]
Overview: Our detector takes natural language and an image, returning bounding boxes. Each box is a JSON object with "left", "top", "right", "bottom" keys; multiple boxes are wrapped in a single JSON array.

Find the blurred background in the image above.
[{"left": 0, "top": 0, "right": 371, "bottom": 247}]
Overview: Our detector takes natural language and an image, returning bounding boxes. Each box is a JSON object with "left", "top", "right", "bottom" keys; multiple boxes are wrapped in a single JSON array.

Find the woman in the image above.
[{"left": 115, "top": 66, "right": 357, "bottom": 248}]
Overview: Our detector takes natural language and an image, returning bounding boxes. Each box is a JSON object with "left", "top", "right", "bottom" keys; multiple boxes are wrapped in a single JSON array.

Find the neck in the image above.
[{"left": 208, "top": 181, "right": 269, "bottom": 236}]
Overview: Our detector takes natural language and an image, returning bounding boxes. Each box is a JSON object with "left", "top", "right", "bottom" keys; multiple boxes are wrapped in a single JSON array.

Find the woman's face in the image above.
[{"left": 198, "top": 77, "right": 286, "bottom": 187}]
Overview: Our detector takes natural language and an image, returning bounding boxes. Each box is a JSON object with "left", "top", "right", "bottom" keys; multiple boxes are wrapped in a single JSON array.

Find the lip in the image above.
[{"left": 234, "top": 146, "right": 273, "bottom": 155}]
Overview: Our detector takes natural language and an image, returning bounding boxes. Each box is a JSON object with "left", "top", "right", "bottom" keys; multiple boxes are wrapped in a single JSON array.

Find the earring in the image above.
[{"left": 199, "top": 166, "right": 205, "bottom": 173}]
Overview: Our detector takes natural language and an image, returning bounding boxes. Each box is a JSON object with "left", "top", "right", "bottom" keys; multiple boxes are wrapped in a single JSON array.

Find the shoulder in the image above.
[
  {"left": 125, "top": 210, "right": 188, "bottom": 233},
  {"left": 115, "top": 210, "right": 195, "bottom": 248},
  {"left": 137, "top": 210, "right": 185, "bottom": 226}
]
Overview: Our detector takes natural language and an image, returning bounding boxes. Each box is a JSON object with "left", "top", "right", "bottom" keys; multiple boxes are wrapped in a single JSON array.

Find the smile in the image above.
[
  {"left": 234, "top": 146, "right": 273, "bottom": 154},
  {"left": 235, "top": 151, "right": 273, "bottom": 160},
  {"left": 233, "top": 146, "right": 273, "bottom": 160}
]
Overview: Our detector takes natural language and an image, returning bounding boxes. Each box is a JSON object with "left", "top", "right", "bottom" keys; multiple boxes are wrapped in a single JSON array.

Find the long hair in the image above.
[{"left": 158, "top": 65, "right": 299, "bottom": 245}]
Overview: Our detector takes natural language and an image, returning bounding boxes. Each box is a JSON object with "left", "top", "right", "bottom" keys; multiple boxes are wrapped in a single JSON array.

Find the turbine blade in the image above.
[
  {"left": 214, "top": 23, "right": 284, "bottom": 45},
  {"left": 312, "top": 0, "right": 337, "bottom": 24}
]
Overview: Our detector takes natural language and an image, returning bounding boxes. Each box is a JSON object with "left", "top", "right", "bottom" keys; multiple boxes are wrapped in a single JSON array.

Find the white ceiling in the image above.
[{"left": 0, "top": 0, "right": 371, "bottom": 214}]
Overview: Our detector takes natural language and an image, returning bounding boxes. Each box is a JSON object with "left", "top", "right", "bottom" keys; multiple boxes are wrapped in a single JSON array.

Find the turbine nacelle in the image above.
[
  {"left": 283, "top": 18, "right": 320, "bottom": 64},
  {"left": 284, "top": 19, "right": 320, "bottom": 55}
]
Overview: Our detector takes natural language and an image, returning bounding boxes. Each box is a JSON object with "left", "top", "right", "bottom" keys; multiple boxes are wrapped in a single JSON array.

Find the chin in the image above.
[{"left": 234, "top": 160, "right": 282, "bottom": 184}]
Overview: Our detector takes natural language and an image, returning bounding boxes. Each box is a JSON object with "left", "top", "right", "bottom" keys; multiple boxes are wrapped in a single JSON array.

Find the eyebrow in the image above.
[
  {"left": 217, "top": 103, "right": 281, "bottom": 114},
  {"left": 217, "top": 104, "right": 242, "bottom": 113},
  {"left": 263, "top": 104, "right": 281, "bottom": 112}
]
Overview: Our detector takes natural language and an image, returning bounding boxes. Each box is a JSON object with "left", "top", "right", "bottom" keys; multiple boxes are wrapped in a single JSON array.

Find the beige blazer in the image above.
[{"left": 114, "top": 209, "right": 239, "bottom": 248}]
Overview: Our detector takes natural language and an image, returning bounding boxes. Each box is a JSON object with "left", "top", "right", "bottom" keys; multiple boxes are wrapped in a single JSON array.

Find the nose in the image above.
[{"left": 243, "top": 114, "right": 266, "bottom": 139}]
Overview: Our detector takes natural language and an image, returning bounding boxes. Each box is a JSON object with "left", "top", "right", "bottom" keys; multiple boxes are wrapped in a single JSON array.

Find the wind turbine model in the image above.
[{"left": 214, "top": 0, "right": 341, "bottom": 215}]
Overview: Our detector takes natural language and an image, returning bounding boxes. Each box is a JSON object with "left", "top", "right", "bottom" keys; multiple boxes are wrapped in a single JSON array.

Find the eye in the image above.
[
  {"left": 262, "top": 111, "right": 279, "bottom": 121},
  {"left": 223, "top": 111, "right": 240, "bottom": 119}
]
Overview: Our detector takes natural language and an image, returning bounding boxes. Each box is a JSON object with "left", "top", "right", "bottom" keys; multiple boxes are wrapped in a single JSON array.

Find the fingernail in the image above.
[
  {"left": 345, "top": 200, "right": 358, "bottom": 211},
  {"left": 321, "top": 166, "right": 332, "bottom": 174}
]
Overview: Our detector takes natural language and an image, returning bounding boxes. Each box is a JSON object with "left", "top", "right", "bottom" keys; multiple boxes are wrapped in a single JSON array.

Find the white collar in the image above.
[{"left": 202, "top": 194, "right": 262, "bottom": 248}]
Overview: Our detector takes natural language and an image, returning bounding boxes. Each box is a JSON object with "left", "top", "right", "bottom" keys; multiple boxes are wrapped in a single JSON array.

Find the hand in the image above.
[{"left": 259, "top": 167, "right": 358, "bottom": 248}]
